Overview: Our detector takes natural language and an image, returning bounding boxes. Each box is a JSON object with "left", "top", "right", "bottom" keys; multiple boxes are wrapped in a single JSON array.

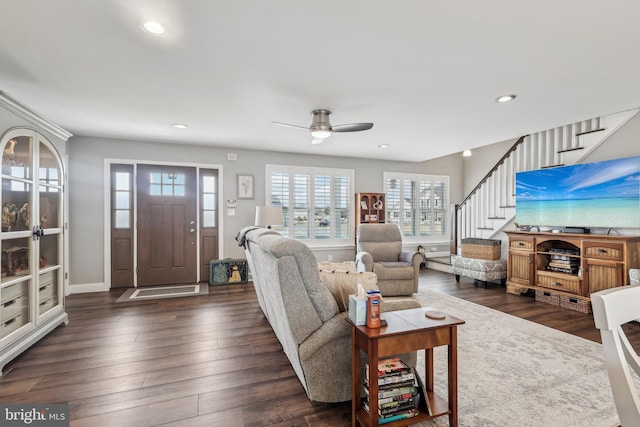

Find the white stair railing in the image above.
[{"left": 455, "top": 109, "right": 639, "bottom": 253}]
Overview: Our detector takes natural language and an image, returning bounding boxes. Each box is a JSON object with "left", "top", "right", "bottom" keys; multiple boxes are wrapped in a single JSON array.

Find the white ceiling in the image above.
[{"left": 1, "top": 1, "right": 639, "bottom": 162}]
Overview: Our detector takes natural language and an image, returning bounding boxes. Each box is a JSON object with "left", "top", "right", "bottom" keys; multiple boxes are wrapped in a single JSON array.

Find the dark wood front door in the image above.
[{"left": 137, "top": 165, "right": 197, "bottom": 285}]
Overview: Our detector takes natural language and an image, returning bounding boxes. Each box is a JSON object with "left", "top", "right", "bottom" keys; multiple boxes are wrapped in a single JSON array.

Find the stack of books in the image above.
[
  {"left": 363, "top": 357, "right": 422, "bottom": 424},
  {"left": 547, "top": 253, "right": 580, "bottom": 274}
]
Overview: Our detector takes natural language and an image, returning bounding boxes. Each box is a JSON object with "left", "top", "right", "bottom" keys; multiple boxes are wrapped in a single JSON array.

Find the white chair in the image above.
[
  {"left": 591, "top": 286, "right": 640, "bottom": 426},
  {"left": 630, "top": 269, "right": 640, "bottom": 286}
]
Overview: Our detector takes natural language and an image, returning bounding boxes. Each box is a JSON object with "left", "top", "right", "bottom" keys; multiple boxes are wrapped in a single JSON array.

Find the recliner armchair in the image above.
[{"left": 355, "top": 223, "right": 421, "bottom": 296}]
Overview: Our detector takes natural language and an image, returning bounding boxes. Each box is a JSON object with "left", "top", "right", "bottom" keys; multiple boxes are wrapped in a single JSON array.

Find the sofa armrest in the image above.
[
  {"left": 356, "top": 251, "right": 373, "bottom": 272},
  {"left": 400, "top": 251, "right": 423, "bottom": 270},
  {"left": 298, "top": 312, "right": 351, "bottom": 361},
  {"left": 356, "top": 252, "right": 373, "bottom": 272}
]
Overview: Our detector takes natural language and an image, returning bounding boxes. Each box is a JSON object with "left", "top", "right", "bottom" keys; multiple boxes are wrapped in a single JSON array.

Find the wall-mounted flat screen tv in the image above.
[{"left": 515, "top": 156, "right": 640, "bottom": 229}]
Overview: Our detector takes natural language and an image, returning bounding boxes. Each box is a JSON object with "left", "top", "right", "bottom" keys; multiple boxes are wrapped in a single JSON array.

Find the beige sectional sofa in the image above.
[{"left": 237, "top": 226, "right": 420, "bottom": 402}]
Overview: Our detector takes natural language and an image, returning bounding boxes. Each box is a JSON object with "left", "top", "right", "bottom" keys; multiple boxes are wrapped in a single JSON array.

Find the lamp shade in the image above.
[{"left": 255, "top": 206, "right": 283, "bottom": 228}]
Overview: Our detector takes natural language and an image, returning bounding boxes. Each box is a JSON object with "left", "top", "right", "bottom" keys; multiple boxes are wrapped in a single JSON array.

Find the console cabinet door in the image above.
[
  {"left": 508, "top": 250, "right": 535, "bottom": 286},
  {"left": 583, "top": 258, "right": 624, "bottom": 294}
]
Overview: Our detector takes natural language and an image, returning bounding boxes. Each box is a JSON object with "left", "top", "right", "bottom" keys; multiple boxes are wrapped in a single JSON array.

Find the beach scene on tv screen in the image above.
[{"left": 516, "top": 156, "right": 640, "bottom": 228}]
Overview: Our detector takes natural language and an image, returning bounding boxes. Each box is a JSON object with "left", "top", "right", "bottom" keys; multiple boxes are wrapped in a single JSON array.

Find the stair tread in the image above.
[
  {"left": 575, "top": 127, "right": 605, "bottom": 136},
  {"left": 558, "top": 146, "right": 584, "bottom": 153}
]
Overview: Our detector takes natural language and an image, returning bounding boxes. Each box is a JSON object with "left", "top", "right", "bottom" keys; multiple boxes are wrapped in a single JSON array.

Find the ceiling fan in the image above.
[{"left": 272, "top": 109, "right": 373, "bottom": 144}]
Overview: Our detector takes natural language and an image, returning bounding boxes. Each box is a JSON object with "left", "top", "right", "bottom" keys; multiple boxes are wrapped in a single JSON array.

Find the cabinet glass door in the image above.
[
  {"left": 36, "top": 139, "right": 63, "bottom": 320},
  {"left": 1, "top": 134, "right": 35, "bottom": 342}
]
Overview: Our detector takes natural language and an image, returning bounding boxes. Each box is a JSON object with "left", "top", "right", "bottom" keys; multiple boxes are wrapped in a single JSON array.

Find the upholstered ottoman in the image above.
[{"left": 451, "top": 255, "right": 507, "bottom": 288}]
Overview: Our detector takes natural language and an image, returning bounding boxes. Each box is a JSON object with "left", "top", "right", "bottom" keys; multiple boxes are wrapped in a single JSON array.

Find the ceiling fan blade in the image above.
[
  {"left": 331, "top": 122, "right": 374, "bottom": 132},
  {"left": 271, "top": 121, "right": 309, "bottom": 130},
  {"left": 311, "top": 137, "right": 326, "bottom": 145}
]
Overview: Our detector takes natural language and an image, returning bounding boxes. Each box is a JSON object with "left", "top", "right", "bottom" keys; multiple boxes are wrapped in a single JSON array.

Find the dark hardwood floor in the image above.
[{"left": 1, "top": 269, "right": 638, "bottom": 426}]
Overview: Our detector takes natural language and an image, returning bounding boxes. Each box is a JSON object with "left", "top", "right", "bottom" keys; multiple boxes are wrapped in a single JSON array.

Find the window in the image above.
[
  {"left": 201, "top": 173, "right": 217, "bottom": 228},
  {"left": 384, "top": 172, "right": 449, "bottom": 241},
  {"left": 39, "top": 167, "right": 59, "bottom": 192},
  {"left": 114, "top": 171, "right": 132, "bottom": 229},
  {"left": 266, "top": 165, "right": 353, "bottom": 244},
  {"left": 149, "top": 173, "right": 185, "bottom": 196}
]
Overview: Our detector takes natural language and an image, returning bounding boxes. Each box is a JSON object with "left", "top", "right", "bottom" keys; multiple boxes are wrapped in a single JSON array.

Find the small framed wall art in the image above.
[{"left": 237, "top": 174, "right": 254, "bottom": 199}]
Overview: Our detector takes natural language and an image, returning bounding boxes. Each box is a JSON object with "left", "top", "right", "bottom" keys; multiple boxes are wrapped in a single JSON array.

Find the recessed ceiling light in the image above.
[
  {"left": 143, "top": 21, "right": 165, "bottom": 35},
  {"left": 496, "top": 94, "right": 517, "bottom": 103},
  {"left": 378, "top": 144, "right": 390, "bottom": 149},
  {"left": 172, "top": 123, "right": 188, "bottom": 129},
  {"left": 463, "top": 149, "right": 472, "bottom": 157}
]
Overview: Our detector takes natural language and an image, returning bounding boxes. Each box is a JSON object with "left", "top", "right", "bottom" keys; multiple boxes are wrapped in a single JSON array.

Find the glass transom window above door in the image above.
[{"left": 149, "top": 172, "right": 186, "bottom": 196}]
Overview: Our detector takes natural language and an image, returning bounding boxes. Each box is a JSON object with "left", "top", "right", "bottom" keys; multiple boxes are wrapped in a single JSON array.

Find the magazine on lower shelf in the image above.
[
  {"left": 363, "top": 384, "right": 418, "bottom": 400},
  {"left": 363, "top": 400, "right": 419, "bottom": 424},
  {"left": 366, "top": 357, "right": 412, "bottom": 378},
  {"left": 379, "top": 409, "right": 419, "bottom": 424}
]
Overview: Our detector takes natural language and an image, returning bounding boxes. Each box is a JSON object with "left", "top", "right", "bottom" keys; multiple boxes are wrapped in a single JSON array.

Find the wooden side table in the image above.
[{"left": 348, "top": 307, "right": 465, "bottom": 427}]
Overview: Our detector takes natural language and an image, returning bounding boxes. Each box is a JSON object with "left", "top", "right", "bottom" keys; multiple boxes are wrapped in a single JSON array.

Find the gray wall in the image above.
[
  {"left": 67, "top": 111, "right": 640, "bottom": 291},
  {"left": 462, "top": 138, "right": 517, "bottom": 196},
  {"left": 67, "top": 136, "right": 463, "bottom": 290},
  {"left": 588, "top": 111, "right": 640, "bottom": 162}
]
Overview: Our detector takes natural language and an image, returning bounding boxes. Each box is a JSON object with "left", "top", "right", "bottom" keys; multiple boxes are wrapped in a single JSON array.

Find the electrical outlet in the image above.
[
  {"left": 328, "top": 255, "right": 333, "bottom": 261},
  {"left": 430, "top": 247, "right": 438, "bottom": 252}
]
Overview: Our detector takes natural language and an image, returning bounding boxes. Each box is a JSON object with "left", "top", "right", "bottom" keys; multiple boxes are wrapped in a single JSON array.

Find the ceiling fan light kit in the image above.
[
  {"left": 273, "top": 109, "right": 373, "bottom": 144},
  {"left": 310, "top": 129, "right": 332, "bottom": 139}
]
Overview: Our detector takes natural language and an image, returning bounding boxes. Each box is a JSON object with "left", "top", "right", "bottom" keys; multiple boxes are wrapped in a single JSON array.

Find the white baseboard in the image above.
[
  {"left": 428, "top": 262, "right": 453, "bottom": 274},
  {"left": 70, "top": 282, "right": 107, "bottom": 294},
  {"left": 425, "top": 251, "right": 451, "bottom": 259}
]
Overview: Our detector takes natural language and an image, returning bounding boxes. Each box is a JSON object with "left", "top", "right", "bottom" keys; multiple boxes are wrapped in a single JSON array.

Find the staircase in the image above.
[{"left": 455, "top": 109, "right": 640, "bottom": 254}]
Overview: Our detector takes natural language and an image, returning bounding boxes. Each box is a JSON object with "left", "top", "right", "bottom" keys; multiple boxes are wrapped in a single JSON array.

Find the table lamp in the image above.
[{"left": 255, "top": 206, "right": 283, "bottom": 229}]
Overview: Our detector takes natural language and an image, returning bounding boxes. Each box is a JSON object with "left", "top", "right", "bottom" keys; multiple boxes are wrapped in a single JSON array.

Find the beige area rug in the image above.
[
  {"left": 116, "top": 284, "right": 208, "bottom": 303},
  {"left": 388, "top": 288, "right": 632, "bottom": 427}
]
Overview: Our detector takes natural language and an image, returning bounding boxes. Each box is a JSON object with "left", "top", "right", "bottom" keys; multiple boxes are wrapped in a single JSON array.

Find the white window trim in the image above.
[
  {"left": 384, "top": 171, "right": 450, "bottom": 244},
  {"left": 266, "top": 164, "right": 355, "bottom": 247}
]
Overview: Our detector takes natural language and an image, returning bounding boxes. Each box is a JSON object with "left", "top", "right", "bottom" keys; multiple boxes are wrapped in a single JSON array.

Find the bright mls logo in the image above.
[{"left": 1, "top": 404, "right": 68, "bottom": 426}]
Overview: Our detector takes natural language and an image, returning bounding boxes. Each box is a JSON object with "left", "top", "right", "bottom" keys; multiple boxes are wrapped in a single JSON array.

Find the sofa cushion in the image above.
[
  {"left": 373, "top": 263, "right": 415, "bottom": 281},
  {"left": 378, "top": 261, "right": 411, "bottom": 269},
  {"left": 318, "top": 261, "right": 357, "bottom": 272},
  {"left": 320, "top": 270, "right": 378, "bottom": 312}
]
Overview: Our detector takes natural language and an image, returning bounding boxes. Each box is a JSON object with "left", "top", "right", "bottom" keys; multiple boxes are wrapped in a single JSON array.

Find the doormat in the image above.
[{"left": 116, "top": 284, "right": 209, "bottom": 303}]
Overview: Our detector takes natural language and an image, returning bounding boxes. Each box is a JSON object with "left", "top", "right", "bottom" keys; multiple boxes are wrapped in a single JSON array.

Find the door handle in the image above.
[{"left": 32, "top": 225, "right": 45, "bottom": 241}]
